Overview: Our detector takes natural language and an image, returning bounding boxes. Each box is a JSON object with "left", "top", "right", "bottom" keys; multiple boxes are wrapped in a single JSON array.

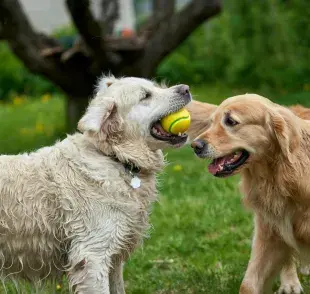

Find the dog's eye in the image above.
[
  {"left": 141, "top": 92, "right": 151, "bottom": 101},
  {"left": 224, "top": 115, "right": 239, "bottom": 127}
]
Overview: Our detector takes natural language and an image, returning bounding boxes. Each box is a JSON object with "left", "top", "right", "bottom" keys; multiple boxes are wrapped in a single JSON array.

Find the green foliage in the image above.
[
  {"left": 0, "top": 43, "right": 57, "bottom": 100},
  {"left": 52, "top": 24, "right": 77, "bottom": 38},
  {"left": 157, "top": 0, "right": 310, "bottom": 91}
]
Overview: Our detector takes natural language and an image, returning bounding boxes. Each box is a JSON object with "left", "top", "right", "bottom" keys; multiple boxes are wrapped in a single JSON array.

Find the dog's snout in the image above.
[
  {"left": 175, "top": 84, "right": 190, "bottom": 96},
  {"left": 191, "top": 139, "right": 207, "bottom": 155}
]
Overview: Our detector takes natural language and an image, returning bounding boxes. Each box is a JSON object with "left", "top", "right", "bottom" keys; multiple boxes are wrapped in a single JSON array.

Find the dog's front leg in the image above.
[
  {"left": 276, "top": 260, "right": 302, "bottom": 294},
  {"left": 67, "top": 252, "right": 111, "bottom": 294},
  {"left": 67, "top": 210, "right": 131, "bottom": 294},
  {"left": 240, "top": 216, "right": 293, "bottom": 294},
  {"left": 109, "top": 255, "right": 125, "bottom": 294}
]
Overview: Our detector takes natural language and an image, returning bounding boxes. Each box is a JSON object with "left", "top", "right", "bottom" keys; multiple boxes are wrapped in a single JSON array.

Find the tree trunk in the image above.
[
  {"left": 0, "top": 0, "right": 222, "bottom": 131},
  {"left": 66, "top": 96, "right": 89, "bottom": 132}
]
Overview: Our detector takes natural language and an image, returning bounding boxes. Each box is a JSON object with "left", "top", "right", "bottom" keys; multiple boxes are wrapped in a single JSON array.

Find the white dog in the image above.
[{"left": 0, "top": 76, "right": 191, "bottom": 293}]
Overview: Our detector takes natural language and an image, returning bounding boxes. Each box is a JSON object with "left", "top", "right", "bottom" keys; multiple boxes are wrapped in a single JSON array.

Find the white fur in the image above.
[{"left": 0, "top": 76, "right": 190, "bottom": 293}]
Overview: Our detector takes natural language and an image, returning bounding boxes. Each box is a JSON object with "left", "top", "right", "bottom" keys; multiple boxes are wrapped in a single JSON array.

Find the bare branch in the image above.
[
  {"left": 65, "top": 0, "right": 106, "bottom": 63},
  {"left": 0, "top": 0, "right": 96, "bottom": 97},
  {"left": 139, "top": 0, "right": 175, "bottom": 39},
  {"left": 135, "top": 0, "right": 222, "bottom": 77},
  {"left": 152, "top": 0, "right": 175, "bottom": 18},
  {"left": 101, "top": 0, "right": 119, "bottom": 35},
  {"left": 0, "top": 22, "right": 3, "bottom": 39},
  {"left": 0, "top": 0, "right": 54, "bottom": 72},
  {"left": 0, "top": 0, "right": 38, "bottom": 43}
]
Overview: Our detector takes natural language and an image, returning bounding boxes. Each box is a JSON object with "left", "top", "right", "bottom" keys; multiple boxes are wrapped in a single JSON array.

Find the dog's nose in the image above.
[
  {"left": 175, "top": 84, "right": 190, "bottom": 96},
  {"left": 191, "top": 139, "right": 207, "bottom": 155}
]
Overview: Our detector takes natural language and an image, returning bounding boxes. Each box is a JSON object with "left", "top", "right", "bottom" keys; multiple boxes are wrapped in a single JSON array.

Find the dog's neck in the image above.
[
  {"left": 240, "top": 147, "right": 308, "bottom": 214},
  {"left": 110, "top": 156, "right": 141, "bottom": 175},
  {"left": 78, "top": 133, "right": 165, "bottom": 174},
  {"left": 108, "top": 140, "right": 165, "bottom": 174},
  {"left": 63, "top": 133, "right": 165, "bottom": 177}
]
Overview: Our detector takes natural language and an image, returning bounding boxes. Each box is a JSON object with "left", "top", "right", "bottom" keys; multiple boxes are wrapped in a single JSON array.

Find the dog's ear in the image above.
[
  {"left": 268, "top": 108, "right": 300, "bottom": 161},
  {"left": 78, "top": 96, "right": 121, "bottom": 140},
  {"left": 96, "top": 75, "right": 116, "bottom": 93}
]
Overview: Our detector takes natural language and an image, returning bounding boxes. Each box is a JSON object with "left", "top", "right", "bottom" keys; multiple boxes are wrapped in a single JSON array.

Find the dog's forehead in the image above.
[
  {"left": 121, "top": 77, "right": 155, "bottom": 88},
  {"left": 218, "top": 94, "right": 272, "bottom": 116}
]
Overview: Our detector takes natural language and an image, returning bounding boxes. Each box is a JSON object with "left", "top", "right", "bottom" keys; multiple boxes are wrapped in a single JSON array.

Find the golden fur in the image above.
[
  {"left": 189, "top": 96, "right": 310, "bottom": 293},
  {"left": 186, "top": 100, "right": 310, "bottom": 139}
]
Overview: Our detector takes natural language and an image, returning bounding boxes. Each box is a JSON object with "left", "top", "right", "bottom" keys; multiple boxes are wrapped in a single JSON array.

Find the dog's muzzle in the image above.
[{"left": 191, "top": 139, "right": 208, "bottom": 157}]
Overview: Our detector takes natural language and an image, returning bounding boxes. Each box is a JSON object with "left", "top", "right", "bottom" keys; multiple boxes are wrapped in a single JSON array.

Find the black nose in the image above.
[
  {"left": 191, "top": 139, "right": 207, "bottom": 155},
  {"left": 175, "top": 84, "right": 190, "bottom": 96}
]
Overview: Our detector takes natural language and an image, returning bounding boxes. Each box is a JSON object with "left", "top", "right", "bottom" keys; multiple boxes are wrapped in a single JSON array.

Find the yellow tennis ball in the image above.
[{"left": 161, "top": 108, "right": 191, "bottom": 134}]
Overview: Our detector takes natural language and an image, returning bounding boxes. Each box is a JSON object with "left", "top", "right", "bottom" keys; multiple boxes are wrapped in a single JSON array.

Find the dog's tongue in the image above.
[
  {"left": 208, "top": 154, "right": 236, "bottom": 175},
  {"left": 208, "top": 157, "right": 226, "bottom": 175}
]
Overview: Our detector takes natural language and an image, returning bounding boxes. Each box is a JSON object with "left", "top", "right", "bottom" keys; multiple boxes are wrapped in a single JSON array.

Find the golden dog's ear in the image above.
[
  {"left": 78, "top": 96, "right": 122, "bottom": 140},
  {"left": 268, "top": 108, "right": 300, "bottom": 161}
]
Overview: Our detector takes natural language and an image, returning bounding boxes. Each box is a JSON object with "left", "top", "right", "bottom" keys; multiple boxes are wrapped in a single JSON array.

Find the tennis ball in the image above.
[{"left": 161, "top": 108, "right": 191, "bottom": 134}]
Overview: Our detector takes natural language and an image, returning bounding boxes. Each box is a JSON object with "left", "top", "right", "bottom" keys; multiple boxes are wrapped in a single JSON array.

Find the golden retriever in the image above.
[{"left": 190, "top": 94, "right": 310, "bottom": 294}]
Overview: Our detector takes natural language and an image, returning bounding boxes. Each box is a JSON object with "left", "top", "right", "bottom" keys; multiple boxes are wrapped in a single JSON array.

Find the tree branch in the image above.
[
  {"left": 0, "top": 22, "right": 3, "bottom": 39},
  {"left": 65, "top": 0, "right": 107, "bottom": 64},
  {"left": 134, "top": 0, "right": 222, "bottom": 77},
  {"left": 101, "top": 0, "right": 119, "bottom": 35},
  {"left": 0, "top": 0, "right": 95, "bottom": 97},
  {"left": 139, "top": 0, "right": 175, "bottom": 40},
  {"left": 153, "top": 0, "right": 174, "bottom": 18},
  {"left": 0, "top": 0, "right": 55, "bottom": 72}
]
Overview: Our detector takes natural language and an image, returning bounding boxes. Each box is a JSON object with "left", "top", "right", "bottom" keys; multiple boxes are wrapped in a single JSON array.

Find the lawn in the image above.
[{"left": 0, "top": 86, "right": 310, "bottom": 293}]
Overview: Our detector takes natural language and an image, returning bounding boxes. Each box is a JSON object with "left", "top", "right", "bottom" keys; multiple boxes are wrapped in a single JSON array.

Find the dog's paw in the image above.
[
  {"left": 299, "top": 265, "right": 310, "bottom": 275},
  {"left": 275, "top": 283, "right": 303, "bottom": 294}
]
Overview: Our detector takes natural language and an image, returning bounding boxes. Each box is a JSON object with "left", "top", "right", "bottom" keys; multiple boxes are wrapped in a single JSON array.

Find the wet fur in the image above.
[{"left": 0, "top": 76, "right": 189, "bottom": 293}]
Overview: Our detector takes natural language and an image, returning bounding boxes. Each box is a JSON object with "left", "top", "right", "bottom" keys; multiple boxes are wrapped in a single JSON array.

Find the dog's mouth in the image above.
[
  {"left": 208, "top": 150, "right": 249, "bottom": 177},
  {"left": 150, "top": 121, "right": 188, "bottom": 145}
]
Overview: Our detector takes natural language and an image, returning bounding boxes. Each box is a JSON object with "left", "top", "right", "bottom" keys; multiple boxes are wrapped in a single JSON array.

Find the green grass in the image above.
[
  {"left": 0, "top": 96, "right": 65, "bottom": 155},
  {"left": 0, "top": 86, "right": 310, "bottom": 293}
]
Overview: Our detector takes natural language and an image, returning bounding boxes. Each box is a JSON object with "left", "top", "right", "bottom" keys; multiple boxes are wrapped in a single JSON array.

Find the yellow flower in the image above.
[
  {"left": 56, "top": 284, "right": 62, "bottom": 290},
  {"left": 304, "top": 84, "right": 310, "bottom": 92},
  {"left": 44, "top": 126, "right": 54, "bottom": 137},
  {"left": 35, "top": 122, "right": 44, "bottom": 133},
  {"left": 19, "top": 128, "right": 32, "bottom": 136},
  {"left": 41, "top": 93, "right": 52, "bottom": 103},
  {"left": 173, "top": 164, "right": 183, "bottom": 171},
  {"left": 12, "top": 96, "right": 25, "bottom": 106}
]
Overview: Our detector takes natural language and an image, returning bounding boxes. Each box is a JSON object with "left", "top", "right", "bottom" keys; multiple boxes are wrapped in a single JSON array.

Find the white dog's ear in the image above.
[
  {"left": 96, "top": 75, "right": 116, "bottom": 93},
  {"left": 268, "top": 108, "right": 300, "bottom": 161},
  {"left": 78, "top": 96, "right": 116, "bottom": 135}
]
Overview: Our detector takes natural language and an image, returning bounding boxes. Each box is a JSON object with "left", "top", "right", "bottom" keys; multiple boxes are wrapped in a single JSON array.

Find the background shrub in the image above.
[
  {"left": 157, "top": 0, "right": 310, "bottom": 91},
  {"left": 0, "top": 43, "right": 57, "bottom": 100}
]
